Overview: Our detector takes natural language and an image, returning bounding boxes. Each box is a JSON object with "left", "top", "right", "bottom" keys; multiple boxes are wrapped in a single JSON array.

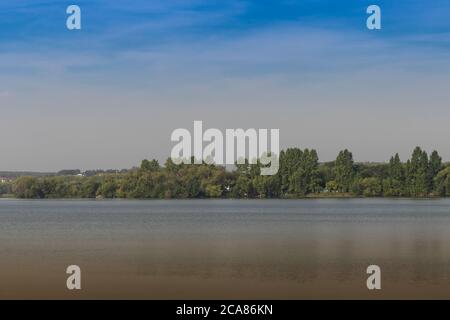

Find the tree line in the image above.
[{"left": 5, "top": 146, "right": 450, "bottom": 199}]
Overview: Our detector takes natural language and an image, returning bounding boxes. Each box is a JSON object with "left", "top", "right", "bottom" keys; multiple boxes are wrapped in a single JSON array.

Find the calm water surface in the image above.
[{"left": 0, "top": 199, "right": 449, "bottom": 299}]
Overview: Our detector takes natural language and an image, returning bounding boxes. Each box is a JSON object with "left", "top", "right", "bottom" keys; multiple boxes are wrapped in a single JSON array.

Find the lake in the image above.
[{"left": 0, "top": 198, "right": 449, "bottom": 299}]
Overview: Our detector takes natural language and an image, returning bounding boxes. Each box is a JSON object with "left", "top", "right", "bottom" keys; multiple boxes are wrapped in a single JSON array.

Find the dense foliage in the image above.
[{"left": 4, "top": 147, "right": 450, "bottom": 199}]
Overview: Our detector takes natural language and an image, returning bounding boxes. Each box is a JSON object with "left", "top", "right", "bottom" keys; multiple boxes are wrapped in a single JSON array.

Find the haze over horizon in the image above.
[{"left": 1, "top": 0, "right": 450, "bottom": 171}]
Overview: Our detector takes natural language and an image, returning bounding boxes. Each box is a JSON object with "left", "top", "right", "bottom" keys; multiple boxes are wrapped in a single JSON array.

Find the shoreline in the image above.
[{"left": 0, "top": 195, "right": 448, "bottom": 201}]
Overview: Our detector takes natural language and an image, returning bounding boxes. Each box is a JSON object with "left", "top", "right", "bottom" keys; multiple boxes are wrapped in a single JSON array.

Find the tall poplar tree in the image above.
[{"left": 334, "top": 149, "right": 355, "bottom": 192}]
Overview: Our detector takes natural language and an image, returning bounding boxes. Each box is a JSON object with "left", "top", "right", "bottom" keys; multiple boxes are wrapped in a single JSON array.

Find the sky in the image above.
[{"left": 0, "top": 0, "right": 449, "bottom": 171}]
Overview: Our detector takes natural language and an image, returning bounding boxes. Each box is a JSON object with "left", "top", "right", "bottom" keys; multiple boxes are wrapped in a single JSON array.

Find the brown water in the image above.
[{"left": 0, "top": 198, "right": 449, "bottom": 299}]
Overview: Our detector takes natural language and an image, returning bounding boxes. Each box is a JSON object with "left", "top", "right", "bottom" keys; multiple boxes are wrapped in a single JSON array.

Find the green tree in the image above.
[
  {"left": 334, "top": 149, "right": 355, "bottom": 192},
  {"left": 434, "top": 166, "right": 450, "bottom": 196},
  {"left": 354, "top": 177, "right": 382, "bottom": 197},
  {"left": 205, "top": 184, "right": 222, "bottom": 198},
  {"left": 13, "top": 177, "right": 42, "bottom": 198},
  {"left": 429, "top": 150, "right": 442, "bottom": 193},
  {"left": 81, "top": 177, "right": 101, "bottom": 198},
  {"left": 325, "top": 180, "right": 339, "bottom": 192},
  {"left": 383, "top": 153, "right": 405, "bottom": 196},
  {"left": 406, "top": 147, "right": 430, "bottom": 196},
  {"left": 233, "top": 175, "right": 252, "bottom": 198},
  {"left": 141, "top": 159, "right": 160, "bottom": 172},
  {"left": 97, "top": 176, "right": 118, "bottom": 198},
  {"left": 278, "top": 148, "right": 320, "bottom": 196}
]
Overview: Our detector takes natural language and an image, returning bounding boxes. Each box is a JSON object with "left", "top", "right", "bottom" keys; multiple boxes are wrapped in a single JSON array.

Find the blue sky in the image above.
[
  {"left": 1, "top": 1, "right": 450, "bottom": 170},
  {"left": 1, "top": 1, "right": 449, "bottom": 45}
]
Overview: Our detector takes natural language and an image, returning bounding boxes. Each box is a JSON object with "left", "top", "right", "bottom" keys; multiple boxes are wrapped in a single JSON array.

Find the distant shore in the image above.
[
  {"left": 1, "top": 147, "right": 449, "bottom": 199},
  {"left": 1, "top": 193, "right": 447, "bottom": 200}
]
